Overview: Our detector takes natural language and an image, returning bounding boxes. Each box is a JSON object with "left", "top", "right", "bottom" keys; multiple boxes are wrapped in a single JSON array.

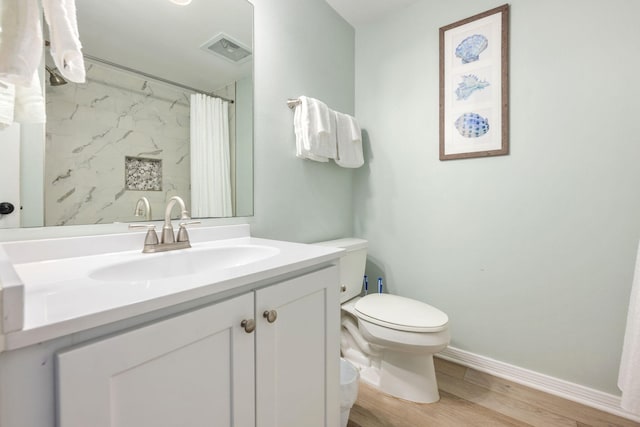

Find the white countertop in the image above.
[{"left": 0, "top": 225, "right": 343, "bottom": 351}]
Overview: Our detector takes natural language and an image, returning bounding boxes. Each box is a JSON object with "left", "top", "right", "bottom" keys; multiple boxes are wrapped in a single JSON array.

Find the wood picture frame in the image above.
[{"left": 439, "top": 4, "right": 509, "bottom": 160}]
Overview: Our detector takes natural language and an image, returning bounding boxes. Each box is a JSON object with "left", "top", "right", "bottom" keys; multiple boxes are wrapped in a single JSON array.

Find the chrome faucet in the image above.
[
  {"left": 161, "top": 196, "right": 190, "bottom": 244},
  {"left": 129, "top": 196, "right": 198, "bottom": 253},
  {"left": 134, "top": 196, "right": 152, "bottom": 221}
]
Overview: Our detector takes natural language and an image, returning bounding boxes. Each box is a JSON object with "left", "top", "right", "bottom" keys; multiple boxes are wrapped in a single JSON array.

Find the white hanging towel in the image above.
[
  {"left": 0, "top": 0, "right": 44, "bottom": 86},
  {"left": 294, "top": 96, "right": 328, "bottom": 162},
  {"left": 294, "top": 96, "right": 337, "bottom": 161},
  {"left": 0, "top": 72, "right": 45, "bottom": 130},
  {"left": 0, "top": 0, "right": 82, "bottom": 126},
  {"left": 0, "top": 81, "right": 15, "bottom": 129},
  {"left": 334, "top": 111, "right": 364, "bottom": 168},
  {"left": 14, "top": 72, "right": 46, "bottom": 124},
  {"left": 42, "top": 0, "right": 86, "bottom": 83},
  {"left": 619, "top": 240, "right": 640, "bottom": 415}
]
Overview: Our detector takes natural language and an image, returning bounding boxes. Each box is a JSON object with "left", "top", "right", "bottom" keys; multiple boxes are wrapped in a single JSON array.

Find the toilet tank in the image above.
[{"left": 315, "top": 238, "right": 367, "bottom": 303}]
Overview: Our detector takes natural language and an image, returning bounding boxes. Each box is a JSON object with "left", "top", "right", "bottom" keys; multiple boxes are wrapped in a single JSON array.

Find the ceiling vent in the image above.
[{"left": 201, "top": 33, "right": 252, "bottom": 63}]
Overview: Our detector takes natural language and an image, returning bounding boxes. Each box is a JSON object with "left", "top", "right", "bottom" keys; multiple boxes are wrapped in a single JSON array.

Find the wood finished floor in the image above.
[{"left": 346, "top": 358, "right": 640, "bottom": 427}]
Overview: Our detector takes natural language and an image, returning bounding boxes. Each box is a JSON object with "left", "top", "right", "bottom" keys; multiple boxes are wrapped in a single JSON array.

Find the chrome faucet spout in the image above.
[
  {"left": 134, "top": 197, "right": 152, "bottom": 221},
  {"left": 162, "top": 196, "right": 190, "bottom": 244},
  {"left": 130, "top": 195, "right": 196, "bottom": 253}
]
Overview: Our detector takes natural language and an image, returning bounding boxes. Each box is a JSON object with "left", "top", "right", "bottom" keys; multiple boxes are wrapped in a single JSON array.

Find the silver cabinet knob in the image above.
[
  {"left": 341, "top": 285, "right": 347, "bottom": 292},
  {"left": 263, "top": 310, "right": 278, "bottom": 323},
  {"left": 241, "top": 319, "right": 255, "bottom": 333}
]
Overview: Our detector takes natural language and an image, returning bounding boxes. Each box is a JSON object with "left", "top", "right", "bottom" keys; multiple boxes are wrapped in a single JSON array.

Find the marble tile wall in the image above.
[{"left": 45, "top": 61, "right": 191, "bottom": 225}]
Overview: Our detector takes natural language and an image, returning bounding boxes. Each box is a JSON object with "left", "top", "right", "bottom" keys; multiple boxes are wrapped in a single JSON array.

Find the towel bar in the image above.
[{"left": 287, "top": 98, "right": 301, "bottom": 109}]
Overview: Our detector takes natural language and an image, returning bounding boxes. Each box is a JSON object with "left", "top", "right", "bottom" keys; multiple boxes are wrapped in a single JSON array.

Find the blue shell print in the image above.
[
  {"left": 455, "top": 34, "right": 488, "bottom": 64},
  {"left": 455, "top": 75, "right": 490, "bottom": 100},
  {"left": 454, "top": 113, "right": 489, "bottom": 138}
]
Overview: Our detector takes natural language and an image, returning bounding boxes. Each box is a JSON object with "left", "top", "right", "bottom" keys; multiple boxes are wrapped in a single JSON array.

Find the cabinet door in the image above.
[
  {"left": 56, "top": 293, "right": 255, "bottom": 427},
  {"left": 256, "top": 266, "right": 340, "bottom": 427}
]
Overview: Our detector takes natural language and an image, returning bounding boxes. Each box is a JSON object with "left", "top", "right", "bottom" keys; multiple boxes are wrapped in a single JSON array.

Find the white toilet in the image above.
[{"left": 317, "top": 238, "right": 450, "bottom": 404}]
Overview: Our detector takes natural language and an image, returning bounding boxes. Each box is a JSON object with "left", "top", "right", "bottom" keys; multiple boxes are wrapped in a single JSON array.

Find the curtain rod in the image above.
[
  {"left": 45, "top": 41, "right": 234, "bottom": 104},
  {"left": 83, "top": 54, "right": 234, "bottom": 104}
]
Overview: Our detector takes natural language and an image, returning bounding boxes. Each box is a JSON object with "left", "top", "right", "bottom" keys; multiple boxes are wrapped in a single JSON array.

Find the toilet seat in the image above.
[{"left": 354, "top": 294, "right": 448, "bottom": 333}]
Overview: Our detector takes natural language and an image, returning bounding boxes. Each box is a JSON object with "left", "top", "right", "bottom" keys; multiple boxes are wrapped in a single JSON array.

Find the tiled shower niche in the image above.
[{"left": 125, "top": 157, "right": 162, "bottom": 191}]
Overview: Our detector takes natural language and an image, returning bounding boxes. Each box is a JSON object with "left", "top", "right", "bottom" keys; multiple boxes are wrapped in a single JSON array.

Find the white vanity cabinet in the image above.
[
  {"left": 55, "top": 266, "right": 339, "bottom": 427},
  {"left": 56, "top": 292, "right": 256, "bottom": 427}
]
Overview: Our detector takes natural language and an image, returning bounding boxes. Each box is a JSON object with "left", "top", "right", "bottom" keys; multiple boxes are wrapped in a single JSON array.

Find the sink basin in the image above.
[
  {"left": 0, "top": 224, "right": 345, "bottom": 347},
  {"left": 89, "top": 244, "right": 280, "bottom": 282}
]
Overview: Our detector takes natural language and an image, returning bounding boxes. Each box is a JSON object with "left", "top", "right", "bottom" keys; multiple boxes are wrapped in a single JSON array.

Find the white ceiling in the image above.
[
  {"left": 324, "top": 0, "right": 419, "bottom": 27},
  {"left": 70, "top": 0, "right": 409, "bottom": 93},
  {"left": 74, "top": 0, "right": 253, "bottom": 92}
]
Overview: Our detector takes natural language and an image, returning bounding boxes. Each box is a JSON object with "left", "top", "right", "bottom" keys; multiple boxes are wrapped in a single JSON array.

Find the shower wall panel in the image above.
[{"left": 44, "top": 61, "right": 191, "bottom": 225}]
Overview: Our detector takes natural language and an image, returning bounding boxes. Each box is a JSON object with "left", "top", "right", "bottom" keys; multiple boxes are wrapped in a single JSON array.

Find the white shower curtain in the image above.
[
  {"left": 619, "top": 241, "right": 640, "bottom": 415},
  {"left": 190, "top": 94, "right": 232, "bottom": 217}
]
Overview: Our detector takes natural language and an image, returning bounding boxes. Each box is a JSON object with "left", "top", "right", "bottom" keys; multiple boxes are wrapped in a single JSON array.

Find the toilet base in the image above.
[
  {"left": 340, "top": 304, "right": 447, "bottom": 404},
  {"left": 358, "top": 352, "right": 440, "bottom": 404}
]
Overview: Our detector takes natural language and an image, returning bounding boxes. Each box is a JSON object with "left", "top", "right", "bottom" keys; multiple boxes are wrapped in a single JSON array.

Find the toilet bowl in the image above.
[
  {"left": 340, "top": 358, "right": 359, "bottom": 427},
  {"left": 316, "top": 238, "right": 450, "bottom": 404}
]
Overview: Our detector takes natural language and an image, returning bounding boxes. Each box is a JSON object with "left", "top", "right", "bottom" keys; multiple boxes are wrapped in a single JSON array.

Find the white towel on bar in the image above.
[
  {"left": 0, "top": 72, "right": 46, "bottom": 129},
  {"left": 14, "top": 72, "right": 46, "bottom": 124},
  {"left": 0, "top": 0, "right": 44, "bottom": 86},
  {"left": 294, "top": 96, "right": 337, "bottom": 162},
  {"left": 294, "top": 100, "right": 329, "bottom": 162},
  {"left": 0, "top": 82, "right": 16, "bottom": 130},
  {"left": 334, "top": 111, "right": 364, "bottom": 168},
  {"left": 619, "top": 240, "right": 640, "bottom": 415},
  {"left": 298, "top": 96, "right": 336, "bottom": 161},
  {"left": 42, "top": 0, "right": 86, "bottom": 83}
]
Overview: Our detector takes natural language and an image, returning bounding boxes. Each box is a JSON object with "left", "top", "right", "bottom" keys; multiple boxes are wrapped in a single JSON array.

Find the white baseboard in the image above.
[{"left": 437, "top": 346, "right": 640, "bottom": 423}]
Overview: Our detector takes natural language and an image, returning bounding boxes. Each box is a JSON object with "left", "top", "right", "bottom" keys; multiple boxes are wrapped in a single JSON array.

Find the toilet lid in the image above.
[{"left": 354, "top": 294, "right": 448, "bottom": 333}]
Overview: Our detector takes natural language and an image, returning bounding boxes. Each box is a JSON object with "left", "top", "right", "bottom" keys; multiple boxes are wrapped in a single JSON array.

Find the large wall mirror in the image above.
[{"left": 33, "top": 0, "right": 253, "bottom": 227}]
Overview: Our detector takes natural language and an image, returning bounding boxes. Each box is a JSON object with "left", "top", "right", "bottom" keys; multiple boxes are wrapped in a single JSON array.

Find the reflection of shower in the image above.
[
  {"left": 43, "top": 40, "right": 233, "bottom": 103},
  {"left": 45, "top": 65, "right": 67, "bottom": 86}
]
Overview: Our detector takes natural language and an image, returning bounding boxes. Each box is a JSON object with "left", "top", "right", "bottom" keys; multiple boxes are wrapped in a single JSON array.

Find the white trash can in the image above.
[{"left": 340, "top": 358, "right": 359, "bottom": 427}]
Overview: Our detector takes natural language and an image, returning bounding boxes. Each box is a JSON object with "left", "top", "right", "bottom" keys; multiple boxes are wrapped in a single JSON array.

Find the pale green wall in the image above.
[
  {"left": 235, "top": 75, "right": 254, "bottom": 217},
  {"left": 353, "top": 0, "right": 640, "bottom": 395},
  {"left": 250, "top": 0, "right": 355, "bottom": 242}
]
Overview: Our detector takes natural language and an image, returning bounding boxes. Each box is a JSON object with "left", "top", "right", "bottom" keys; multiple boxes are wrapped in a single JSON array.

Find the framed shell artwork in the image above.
[{"left": 439, "top": 4, "right": 509, "bottom": 160}]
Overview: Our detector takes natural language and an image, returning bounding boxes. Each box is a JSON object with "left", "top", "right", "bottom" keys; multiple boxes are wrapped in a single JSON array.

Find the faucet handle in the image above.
[
  {"left": 177, "top": 221, "right": 200, "bottom": 243},
  {"left": 128, "top": 224, "right": 159, "bottom": 246}
]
